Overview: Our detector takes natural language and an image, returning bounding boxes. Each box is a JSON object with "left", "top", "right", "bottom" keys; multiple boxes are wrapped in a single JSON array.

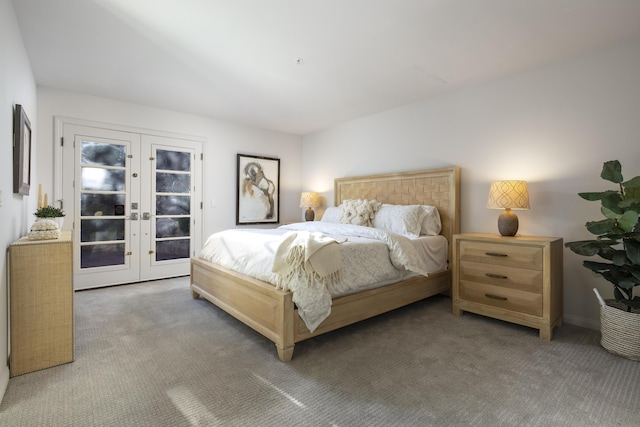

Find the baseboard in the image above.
[
  {"left": 0, "top": 365, "right": 9, "bottom": 405},
  {"left": 564, "top": 313, "right": 600, "bottom": 331}
]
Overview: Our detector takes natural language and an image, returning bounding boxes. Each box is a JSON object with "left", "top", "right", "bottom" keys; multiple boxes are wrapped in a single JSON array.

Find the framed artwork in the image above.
[
  {"left": 13, "top": 104, "right": 32, "bottom": 195},
  {"left": 236, "top": 153, "right": 280, "bottom": 225}
]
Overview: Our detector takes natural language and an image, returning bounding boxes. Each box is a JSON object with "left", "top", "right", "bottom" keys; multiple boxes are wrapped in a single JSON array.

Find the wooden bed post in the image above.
[{"left": 275, "top": 292, "right": 295, "bottom": 362}]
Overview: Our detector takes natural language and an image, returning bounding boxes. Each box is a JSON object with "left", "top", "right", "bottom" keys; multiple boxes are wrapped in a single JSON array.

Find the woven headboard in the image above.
[{"left": 335, "top": 167, "right": 461, "bottom": 260}]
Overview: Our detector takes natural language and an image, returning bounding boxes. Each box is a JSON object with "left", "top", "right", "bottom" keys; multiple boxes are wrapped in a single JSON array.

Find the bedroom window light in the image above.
[
  {"left": 487, "top": 180, "right": 530, "bottom": 236},
  {"left": 299, "top": 192, "right": 320, "bottom": 221}
]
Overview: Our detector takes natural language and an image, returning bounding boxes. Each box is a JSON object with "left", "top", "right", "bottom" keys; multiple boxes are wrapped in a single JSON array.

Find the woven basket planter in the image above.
[{"left": 594, "top": 289, "right": 640, "bottom": 361}]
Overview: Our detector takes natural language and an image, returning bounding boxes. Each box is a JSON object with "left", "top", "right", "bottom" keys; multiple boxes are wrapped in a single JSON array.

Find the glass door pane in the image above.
[
  {"left": 79, "top": 140, "right": 128, "bottom": 269},
  {"left": 154, "top": 149, "right": 191, "bottom": 262}
]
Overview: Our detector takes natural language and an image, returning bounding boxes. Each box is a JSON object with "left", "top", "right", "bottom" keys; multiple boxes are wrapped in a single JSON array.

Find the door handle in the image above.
[
  {"left": 129, "top": 213, "right": 139, "bottom": 220},
  {"left": 142, "top": 212, "right": 151, "bottom": 220}
]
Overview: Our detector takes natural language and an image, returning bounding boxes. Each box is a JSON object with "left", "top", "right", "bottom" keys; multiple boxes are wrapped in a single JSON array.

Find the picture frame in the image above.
[
  {"left": 13, "top": 104, "right": 32, "bottom": 195},
  {"left": 236, "top": 153, "right": 280, "bottom": 225}
]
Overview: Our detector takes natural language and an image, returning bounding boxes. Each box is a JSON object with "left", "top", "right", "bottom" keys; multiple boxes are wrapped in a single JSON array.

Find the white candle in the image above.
[
  {"left": 43, "top": 193, "right": 48, "bottom": 207},
  {"left": 38, "top": 184, "right": 43, "bottom": 209}
]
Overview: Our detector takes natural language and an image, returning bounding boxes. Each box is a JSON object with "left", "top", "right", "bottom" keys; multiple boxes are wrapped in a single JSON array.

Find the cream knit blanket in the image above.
[
  {"left": 271, "top": 230, "right": 347, "bottom": 331},
  {"left": 272, "top": 231, "right": 345, "bottom": 291}
]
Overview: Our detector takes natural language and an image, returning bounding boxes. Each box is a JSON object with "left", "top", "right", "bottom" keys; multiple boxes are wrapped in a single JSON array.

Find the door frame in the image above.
[{"left": 53, "top": 116, "right": 205, "bottom": 288}]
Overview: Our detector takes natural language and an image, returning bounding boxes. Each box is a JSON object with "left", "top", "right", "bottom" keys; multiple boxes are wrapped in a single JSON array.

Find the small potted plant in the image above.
[
  {"left": 34, "top": 205, "right": 66, "bottom": 229},
  {"left": 565, "top": 160, "right": 640, "bottom": 360}
]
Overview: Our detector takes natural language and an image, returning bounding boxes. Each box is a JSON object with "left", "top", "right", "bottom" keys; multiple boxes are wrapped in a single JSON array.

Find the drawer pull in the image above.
[
  {"left": 485, "top": 273, "right": 508, "bottom": 280},
  {"left": 485, "top": 252, "right": 508, "bottom": 257},
  {"left": 485, "top": 293, "right": 508, "bottom": 301}
]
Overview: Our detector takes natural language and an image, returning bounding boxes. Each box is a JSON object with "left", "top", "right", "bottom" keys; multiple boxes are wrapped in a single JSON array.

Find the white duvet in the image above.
[{"left": 198, "top": 222, "right": 445, "bottom": 332}]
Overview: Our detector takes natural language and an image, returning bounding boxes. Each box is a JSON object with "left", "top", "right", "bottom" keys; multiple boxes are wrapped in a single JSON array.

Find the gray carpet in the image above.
[{"left": 0, "top": 277, "right": 637, "bottom": 426}]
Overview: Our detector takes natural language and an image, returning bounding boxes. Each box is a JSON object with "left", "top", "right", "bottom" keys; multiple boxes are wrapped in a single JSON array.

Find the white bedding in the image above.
[{"left": 198, "top": 222, "right": 447, "bottom": 331}]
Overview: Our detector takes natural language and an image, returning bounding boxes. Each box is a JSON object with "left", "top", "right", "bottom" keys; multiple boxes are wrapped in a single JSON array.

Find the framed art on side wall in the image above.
[
  {"left": 13, "top": 104, "right": 32, "bottom": 195},
  {"left": 236, "top": 153, "right": 280, "bottom": 224}
]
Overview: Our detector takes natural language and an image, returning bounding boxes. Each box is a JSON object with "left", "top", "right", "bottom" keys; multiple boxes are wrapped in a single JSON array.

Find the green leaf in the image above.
[
  {"left": 600, "top": 270, "right": 619, "bottom": 286},
  {"left": 586, "top": 218, "right": 616, "bottom": 235},
  {"left": 625, "top": 238, "right": 640, "bottom": 265},
  {"left": 617, "top": 279, "right": 638, "bottom": 289},
  {"left": 622, "top": 182, "right": 640, "bottom": 214},
  {"left": 597, "top": 246, "right": 618, "bottom": 261},
  {"left": 602, "top": 193, "right": 624, "bottom": 214},
  {"left": 629, "top": 267, "right": 640, "bottom": 283},
  {"left": 579, "top": 190, "right": 619, "bottom": 201},
  {"left": 583, "top": 260, "right": 615, "bottom": 273},
  {"left": 618, "top": 210, "right": 639, "bottom": 232},
  {"left": 565, "top": 241, "right": 607, "bottom": 256},
  {"left": 618, "top": 198, "right": 640, "bottom": 209},
  {"left": 599, "top": 231, "right": 627, "bottom": 241},
  {"left": 612, "top": 250, "right": 628, "bottom": 266},
  {"left": 601, "top": 205, "right": 620, "bottom": 220},
  {"left": 623, "top": 175, "right": 640, "bottom": 189},
  {"left": 601, "top": 160, "right": 623, "bottom": 183}
]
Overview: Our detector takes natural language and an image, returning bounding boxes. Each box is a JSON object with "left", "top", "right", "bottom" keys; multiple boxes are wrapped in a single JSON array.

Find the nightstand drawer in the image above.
[
  {"left": 459, "top": 260, "right": 543, "bottom": 293},
  {"left": 459, "top": 280, "right": 543, "bottom": 317},
  {"left": 459, "top": 240, "right": 543, "bottom": 270}
]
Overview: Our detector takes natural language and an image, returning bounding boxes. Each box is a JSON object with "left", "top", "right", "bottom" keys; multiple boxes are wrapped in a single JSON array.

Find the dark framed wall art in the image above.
[
  {"left": 13, "top": 104, "right": 32, "bottom": 195},
  {"left": 236, "top": 153, "right": 280, "bottom": 225}
]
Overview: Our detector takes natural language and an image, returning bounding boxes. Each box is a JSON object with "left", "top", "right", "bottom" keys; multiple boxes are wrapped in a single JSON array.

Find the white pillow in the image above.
[
  {"left": 339, "top": 199, "right": 380, "bottom": 226},
  {"left": 420, "top": 205, "right": 442, "bottom": 236},
  {"left": 372, "top": 204, "right": 425, "bottom": 238},
  {"left": 320, "top": 206, "right": 341, "bottom": 223}
]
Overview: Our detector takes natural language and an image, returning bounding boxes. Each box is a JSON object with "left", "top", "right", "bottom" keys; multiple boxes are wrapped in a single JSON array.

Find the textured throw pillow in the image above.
[
  {"left": 372, "top": 204, "right": 425, "bottom": 238},
  {"left": 420, "top": 205, "right": 442, "bottom": 236},
  {"left": 320, "top": 206, "right": 342, "bottom": 223},
  {"left": 339, "top": 199, "right": 380, "bottom": 226}
]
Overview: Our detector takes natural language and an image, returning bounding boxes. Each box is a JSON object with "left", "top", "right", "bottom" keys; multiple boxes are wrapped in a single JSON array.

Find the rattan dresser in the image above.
[
  {"left": 9, "top": 230, "right": 74, "bottom": 376},
  {"left": 452, "top": 233, "right": 563, "bottom": 340}
]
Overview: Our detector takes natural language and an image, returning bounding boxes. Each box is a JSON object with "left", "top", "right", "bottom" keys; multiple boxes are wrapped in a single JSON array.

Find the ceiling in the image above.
[{"left": 12, "top": 0, "right": 640, "bottom": 135}]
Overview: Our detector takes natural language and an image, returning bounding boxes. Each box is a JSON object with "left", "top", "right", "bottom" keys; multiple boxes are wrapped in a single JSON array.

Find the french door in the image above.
[{"left": 59, "top": 123, "right": 202, "bottom": 289}]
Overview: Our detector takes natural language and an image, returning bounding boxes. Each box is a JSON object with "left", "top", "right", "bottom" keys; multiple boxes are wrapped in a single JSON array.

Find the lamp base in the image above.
[
  {"left": 305, "top": 208, "right": 315, "bottom": 221},
  {"left": 497, "top": 209, "right": 519, "bottom": 236}
]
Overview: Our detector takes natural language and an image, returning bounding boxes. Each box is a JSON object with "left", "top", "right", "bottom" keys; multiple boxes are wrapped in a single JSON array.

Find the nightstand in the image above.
[{"left": 452, "top": 233, "right": 563, "bottom": 340}]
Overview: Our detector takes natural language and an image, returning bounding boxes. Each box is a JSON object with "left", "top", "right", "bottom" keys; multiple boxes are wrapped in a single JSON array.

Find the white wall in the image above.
[
  {"left": 302, "top": 37, "right": 640, "bottom": 329},
  {"left": 36, "top": 88, "right": 303, "bottom": 238},
  {"left": 0, "top": 0, "right": 37, "bottom": 402}
]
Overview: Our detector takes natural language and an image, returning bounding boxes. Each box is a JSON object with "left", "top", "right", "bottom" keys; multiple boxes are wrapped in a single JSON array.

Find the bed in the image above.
[{"left": 190, "top": 167, "right": 460, "bottom": 361}]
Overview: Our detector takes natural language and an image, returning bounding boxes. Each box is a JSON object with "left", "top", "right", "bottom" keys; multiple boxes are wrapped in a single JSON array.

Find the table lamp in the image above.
[
  {"left": 300, "top": 192, "right": 320, "bottom": 221},
  {"left": 487, "top": 180, "right": 530, "bottom": 236}
]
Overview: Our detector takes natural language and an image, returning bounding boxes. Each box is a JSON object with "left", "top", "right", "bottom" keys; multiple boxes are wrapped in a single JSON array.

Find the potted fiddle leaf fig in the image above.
[{"left": 564, "top": 160, "right": 640, "bottom": 360}]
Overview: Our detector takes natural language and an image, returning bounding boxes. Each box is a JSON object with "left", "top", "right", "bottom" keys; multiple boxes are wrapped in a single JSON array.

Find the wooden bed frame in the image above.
[{"left": 190, "top": 167, "right": 460, "bottom": 361}]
